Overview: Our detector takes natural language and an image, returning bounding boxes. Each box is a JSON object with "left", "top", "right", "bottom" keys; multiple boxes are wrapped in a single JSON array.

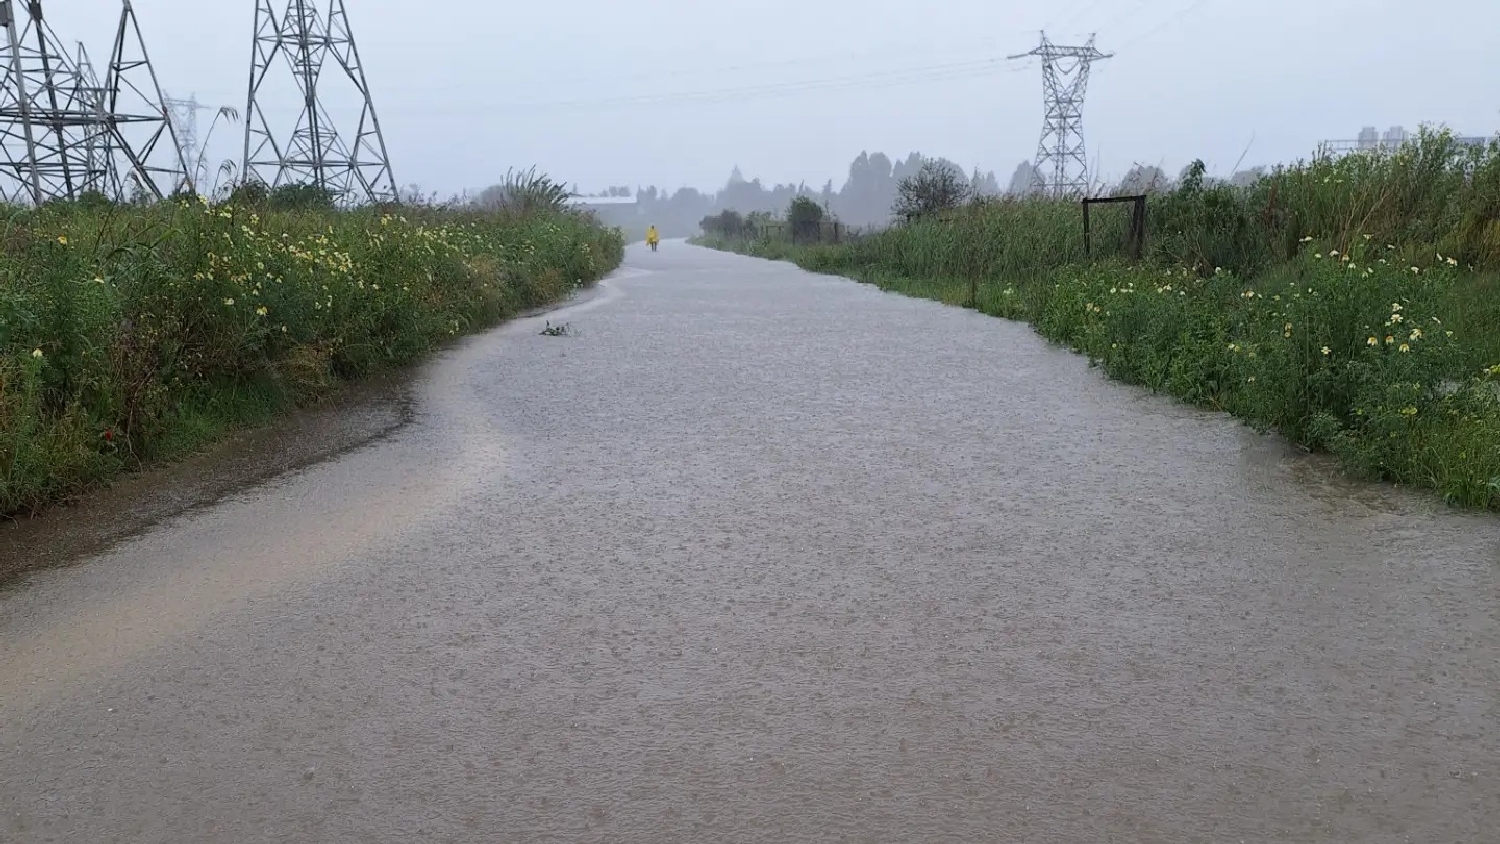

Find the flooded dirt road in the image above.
[{"left": 3, "top": 243, "right": 1498, "bottom": 843}]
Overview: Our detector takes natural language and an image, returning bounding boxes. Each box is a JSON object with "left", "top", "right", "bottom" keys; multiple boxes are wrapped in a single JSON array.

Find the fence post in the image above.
[
  {"left": 1082, "top": 200, "right": 1092, "bottom": 258},
  {"left": 1131, "top": 196, "right": 1145, "bottom": 261}
]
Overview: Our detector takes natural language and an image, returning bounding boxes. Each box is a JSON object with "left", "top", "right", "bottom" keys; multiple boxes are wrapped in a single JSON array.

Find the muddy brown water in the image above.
[{"left": 2, "top": 243, "right": 1497, "bottom": 843}]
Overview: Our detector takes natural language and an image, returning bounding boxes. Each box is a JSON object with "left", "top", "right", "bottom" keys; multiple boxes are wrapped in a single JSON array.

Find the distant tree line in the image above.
[
  {"left": 570, "top": 151, "right": 1275, "bottom": 239},
  {"left": 579, "top": 153, "right": 1002, "bottom": 238}
]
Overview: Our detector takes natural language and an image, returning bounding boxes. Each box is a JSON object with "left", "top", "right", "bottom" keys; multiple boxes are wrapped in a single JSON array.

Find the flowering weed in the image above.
[
  {"left": 0, "top": 199, "right": 624, "bottom": 514},
  {"left": 699, "top": 129, "right": 1500, "bottom": 510}
]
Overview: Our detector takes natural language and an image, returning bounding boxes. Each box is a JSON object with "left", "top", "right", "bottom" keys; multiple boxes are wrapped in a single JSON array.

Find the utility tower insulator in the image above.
[
  {"left": 0, "top": 0, "right": 189, "bottom": 204},
  {"left": 1009, "top": 31, "right": 1111, "bottom": 199},
  {"left": 242, "top": 0, "right": 397, "bottom": 205}
]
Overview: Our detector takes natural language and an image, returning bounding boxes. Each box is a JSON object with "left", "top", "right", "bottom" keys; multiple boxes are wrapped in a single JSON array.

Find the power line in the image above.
[
  {"left": 196, "top": 37, "right": 1033, "bottom": 111},
  {"left": 1049, "top": 0, "right": 1109, "bottom": 38},
  {"left": 1113, "top": 0, "right": 1217, "bottom": 51},
  {"left": 1043, "top": 0, "right": 1099, "bottom": 33},
  {"left": 1092, "top": 0, "right": 1149, "bottom": 37},
  {"left": 230, "top": 56, "right": 1036, "bottom": 117},
  {"left": 532, "top": 34, "right": 1020, "bottom": 88},
  {"left": 496, "top": 59, "right": 1028, "bottom": 113}
]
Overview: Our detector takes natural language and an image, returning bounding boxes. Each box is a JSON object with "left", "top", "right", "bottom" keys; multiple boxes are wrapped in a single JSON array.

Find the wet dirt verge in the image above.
[{"left": 0, "top": 285, "right": 603, "bottom": 590}]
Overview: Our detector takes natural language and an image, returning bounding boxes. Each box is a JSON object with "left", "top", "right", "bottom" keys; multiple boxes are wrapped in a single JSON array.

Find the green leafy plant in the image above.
[
  {"left": 697, "top": 127, "right": 1500, "bottom": 510},
  {"left": 0, "top": 195, "right": 624, "bottom": 515}
]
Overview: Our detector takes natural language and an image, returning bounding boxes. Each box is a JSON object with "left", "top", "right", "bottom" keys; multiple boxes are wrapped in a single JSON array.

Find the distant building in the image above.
[
  {"left": 1319, "top": 124, "right": 1491, "bottom": 157},
  {"left": 1353, "top": 126, "right": 1408, "bottom": 152},
  {"left": 566, "top": 195, "right": 637, "bottom": 208}
]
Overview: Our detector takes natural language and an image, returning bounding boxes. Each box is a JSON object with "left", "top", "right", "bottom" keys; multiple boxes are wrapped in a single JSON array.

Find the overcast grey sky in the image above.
[{"left": 55, "top": 0, "right": 1500, "bottom": 196}]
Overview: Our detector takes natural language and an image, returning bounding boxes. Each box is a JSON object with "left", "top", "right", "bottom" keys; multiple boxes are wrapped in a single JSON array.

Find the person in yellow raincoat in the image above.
[{"left": 646, "top": 225, "right": 659, "bottom": 252}]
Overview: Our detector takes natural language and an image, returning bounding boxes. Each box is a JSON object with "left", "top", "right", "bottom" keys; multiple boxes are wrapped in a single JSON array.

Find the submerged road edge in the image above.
[{"left": 0, "top": 273, "right": 632, "bottom": 590}]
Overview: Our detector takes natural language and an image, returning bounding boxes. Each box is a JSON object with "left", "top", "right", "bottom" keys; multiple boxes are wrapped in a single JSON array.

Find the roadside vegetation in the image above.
[
  {"left": 1, "top": 173, "right": 624, "bottom": 515},
  {"left": 695, "top": 130, "right": 1500, "bottom": 511}
]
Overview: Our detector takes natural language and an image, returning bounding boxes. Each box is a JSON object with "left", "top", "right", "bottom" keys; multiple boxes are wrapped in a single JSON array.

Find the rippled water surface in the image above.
[{"left": 2, "top": 243, "right": 1497, "bottom": 843}]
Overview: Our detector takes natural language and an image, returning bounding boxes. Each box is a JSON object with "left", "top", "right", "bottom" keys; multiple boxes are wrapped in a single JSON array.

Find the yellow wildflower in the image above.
[
  {"left": 1399, "top": 343, "right": 1410, "bottom": 353},
  {"left": 32, "top": 348, "right": 43, "bottom": 358},
  {"left": 57, "top": 235, "right": 67, "bottom": 245},
  {"left": 1321, "top": 346, "right": 1331, "bottom": 356},
  {"left": 224, "top": 297, "right": 235, "bottom": 306},
  {"left": 255, "top": 306, "right": 268, "bottom": 316}
]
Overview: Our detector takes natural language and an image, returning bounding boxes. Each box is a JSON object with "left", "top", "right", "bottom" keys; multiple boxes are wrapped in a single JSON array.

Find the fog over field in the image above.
[{"left": 50, "top": 0, "right": 1499, "bottom": 216}]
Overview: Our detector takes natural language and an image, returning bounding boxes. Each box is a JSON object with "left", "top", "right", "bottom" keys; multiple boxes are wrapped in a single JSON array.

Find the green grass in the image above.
[
  {"left": 0, "top": 197, "right": 624, "bottom": 515},
  {"left": 695, "top": 129, "right": 1500, "bottom": 511}
]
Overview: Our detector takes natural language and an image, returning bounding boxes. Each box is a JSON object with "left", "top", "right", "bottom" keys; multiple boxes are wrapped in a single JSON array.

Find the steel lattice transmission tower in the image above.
[
  {"left": 242, "top": 0, "right": 396, "bottom": 204},
  {"left": 1009, "top": 32, "right": 1111, "bottom": 198},
  {"left": 163, "top": 93, "right": 202, "bottom": 171},
  {"left": 164, "top": 92, "right": 216, "bottom": 186},
  {"left": 104, "top": 1, "right": 193, "bottom": 198},
  {"left": 0, "top": 0, "right": 189, "bottom": 205}
]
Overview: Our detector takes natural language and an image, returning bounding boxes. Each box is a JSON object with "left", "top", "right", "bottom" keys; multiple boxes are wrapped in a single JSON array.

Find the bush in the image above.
[
  {"left": 471, "top": 167, "right": 574, "bottom": 214},
  {"left": 695, "top": 127, "right": 1500, "bottom": 510},
  {"left": 700, "top": 209, "right": 750, "bottom": 239},
  {"left": 787, "top": 195, "right": 824, "bottom": 225},
  {"left": 267, "top": 183, "right": 338, "bottom": 211},
  {"left": 892, "top": 158, "right": 972, "bottom": 222},
  {"left": 1030, "top": 249, "right": 1498, "bottom": 506},
  {"left": 0, "top": 197, "right": 623, "bottom": 514}
]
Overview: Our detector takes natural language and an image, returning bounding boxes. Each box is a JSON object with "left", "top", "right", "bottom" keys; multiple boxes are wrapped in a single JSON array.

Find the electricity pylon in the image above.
[
  {"left": 164, "top": 93, "right": 203, "bottom": 170},
  {"left": 73, "top": 45, "right": 111, "bottom": 193},
  {"left": 241, "top": 0, "right": 397, "bottom": 204},
  {"left": 165, "top": 92, "right": 219, "bottom": 186},
  {"left": 1009, "top": 31, "right": 1111, "bottom": 198},
  {"left": 0, "top": 0, "right": 110, "bottom": 203},
  {"left": 104, "top": 0, "right": 193, "bottom": 198},
  {"left": 0, "top": 0, "right": 189, "bottom": 204}
]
